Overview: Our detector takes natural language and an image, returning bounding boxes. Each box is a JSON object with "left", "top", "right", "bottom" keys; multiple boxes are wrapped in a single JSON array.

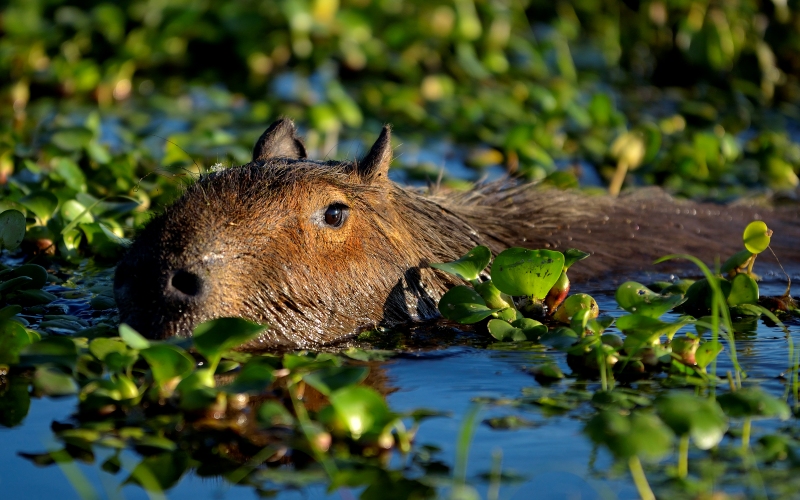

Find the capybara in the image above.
[{"left": 113, "top": 119, "right": 800, "bottom": 348}]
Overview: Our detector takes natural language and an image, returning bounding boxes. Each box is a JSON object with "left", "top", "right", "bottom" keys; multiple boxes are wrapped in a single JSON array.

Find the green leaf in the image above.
[
  {"left": 119, "top": 324, "right": 151, "bottom": 350},
  {"left": 18, "top": 191, "right": 59, "bottom": 223},
  {"left": 220, "top": 358, "right": 276, "bottom": 394},
  {"left": 563, "top": 248, "right": 590, "bottom": 269},
  {"left": 742, "top": 221, "right": 771, "bottom": 254},
  {"left": 0, "top": 264, "right": 49, "bottom": 290},
  {"left": 19, "top": 337, "right": 78, "bottom": 370},
  {"left": 51, "top": 127, "right": 94, "bottom": 151},
  {"left": 491, "top": 248, "right": 564, "bottom": 299},
  {"left": 655, "top": 393, "right": 727, "bottom": 449},
  {"left": 430, "top": 245, "right": 491, "bottom": 282},
  {"left": 438, "top": 285, "right": 501, "bottom": 324},
  {"left": 126, "top": 451, "right": 190, "bottom": 491},
  {"left": 727, "top": 273, "right": 759, "bottom": 306},
  {"left": 0, "top": 319, "right": 33, "bottom": 366},
  {"left": 584, "top": 410, "right": 673, "bottom": 461},
  {"left": 32, "top": 366, "right": 79, "bottom": 396},
  {"left": 721, "top": 249, "right": 753, "bottom": 275},
  {"left": 553, "top": 293, "right": 599, "bottom": 325},
  {"left": 615, "top": 281, "right": 685, "bottom": 318},
  {"left": 0, "top": 210, "right": 26, "bottom": 250},
  {"left": 141, "top": 344, "right": 195, "bottom": 385},
  {"left": 540, "top": 327, "right": 579, "bottom": 351},
  {"left": 193, "top": 317, "right": 268, "bottom": 362},
  {"left": 257, "top": 401, "right": 295, "bottom": 427},
  {"left": 304, "top": 366, "right": 369, "bottom": 396},
  {"left": 487, "top": 319, "right": 527, "bottom": 341},
  {"left": 0, "top": 375, "right": 31, "bottom": 427},
  {"left": 329, "top": 386, "right": 393, "bottom": 440},
  {"left": 717, "top": 388, "right": 791, "bottom": 420},
  {"left": 616, "top": 314, "right": 691, "bottom": 341}
]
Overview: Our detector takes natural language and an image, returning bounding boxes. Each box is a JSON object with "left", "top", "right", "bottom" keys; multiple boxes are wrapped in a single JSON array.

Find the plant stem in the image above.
[
  {"left": 488, "top": 449, "right": 502, "bottom": 500},
  {"left": 678, "top": 435, "right": 689, "bottom": 479},
  {"left": 609, "top": 160, "right": 629, "bottom": 196},
  {"left": 628, "top": 455, "right": 655, "bottom": 500},
  {"left": 741, "top": 417, "right": 751, "bottom": 453},
  {"left": 454, "top": 404, "right": 481, "bottom": 488}
]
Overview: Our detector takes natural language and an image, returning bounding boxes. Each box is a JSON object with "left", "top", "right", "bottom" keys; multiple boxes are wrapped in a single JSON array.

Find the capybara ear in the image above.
[
  {"left": 357, "top": 125, "right": 392, "bottom": 183},
  {"left": 252, "top": 119, "right": 307, "bottom": 161}
]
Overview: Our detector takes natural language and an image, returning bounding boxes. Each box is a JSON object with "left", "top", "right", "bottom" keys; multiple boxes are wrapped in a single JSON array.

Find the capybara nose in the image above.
[{"left": 166, "top": 269, "right": 205, "bottom": 300}]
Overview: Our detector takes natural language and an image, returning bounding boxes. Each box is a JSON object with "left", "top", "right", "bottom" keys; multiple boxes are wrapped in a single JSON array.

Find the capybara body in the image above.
[{"left": 114, "top": 119, "right": 800, "bottom": 348}]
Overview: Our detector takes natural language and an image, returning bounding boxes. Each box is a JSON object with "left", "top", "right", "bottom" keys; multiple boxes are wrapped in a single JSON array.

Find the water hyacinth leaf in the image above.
[
  {"left": 0, "top": 375, "right": 31, "bottom": 427},
  {"left": 487, "top": 319, "right": 526, "bottom": 341},
  {"left": 19, "top": 337, "right": 78, "bottom": 369},
  {"left": 682, "top": 278, "right": 732, "bottom": 315},
  {"left": 60, "top": 200, "right": 94, "bottom": 227},
  {"left": 616, "top": 314, "right": 691, "bottom": 341},
  {"left": 33, "top": 366, "right": 79, "bottom": 396},
  {"left": 473, "top": 280, "right": 512, "bottom": 310},
  {"left": 615, "top": 281, "right": 685, "bottom": 318},
  {"left": 492, "top": 248, "right": 564, "bottom": 299},
  {"left": 742, "top": 221, "right": 771, "bottom": 254},
  {"left": 303, "top": 366, "right": 369, "bottom": 396},
  {"left": 119, "top": 323, "right": 151, "bottom": 350},
  {"left": 1, "top": 264, "right": 49, "bottom": 290},
  {"left": 126, "top": 451, "right": 190, "bottom": 491},
  {"left": 727, "top": 273, "right": 759, "bottom": 306},
  {"left": 721, "top": 249, "right": 753, "bottom": 275},
  {"left": 257, "top": 401, "right": 295, "bottom": 427},
  {"left": 528, "top": 363, "right": 565, "bottom": 381},
  {"left": 540, "top": 327, "right": 579, "bottom": 351},
  {"left": 51, "top": 127, "right": 94, "bottom": 151},
  {"left": 660, "top": 279, "right": 695, "bottom": 296},
  {"left": 192, "top": 317, "right": 268, "bottom": 361},
  {"left": 513, "top": 318, "right": 548, "bottom": 339},
  {"left": 563, "top": 248, "right": 590, "bottom": 269},
  {"left": 438, "top": 285, "right": 501, "bottom": 324},
  {"left": 89, "top": 338, "right": 132, "bottom": 363},
  {"left": 0, "top": 319, "right": 33, "bottom": 366},
  {"left": 329, "top": 386, "right": 392, "bottom": 440},
  {"left": 19, "top": 192, "right": 59, "bottom": 223},
  {"left": 140, "top": 344, "right": 195, "bottom": 385},
  {"left": 655, "top": 393, "right": 728, "bottom": 449},
  {"left": 717, "top": 388, "right": 791, "bottom": 420},
  {"left": 569, "top": 306, "right": 595, "bottom": 333},
  {"left": 430, "top": 245, "right": 491, "bottom": 282},
  {"left": 220, "top": 359, "right": 276, "bottom": 394},
  {"left": 52, "top": 158, "right": 87, "bottom": 192},
  {"left": 0, "top": 305, "right": 22, "bottom": 322},
  {"left": 0, "top": 210, "right": 26, "bottom": 250},
  {"left": 177, "top": 369, "right": 219, "bottom": 410},
  {"left": 584, "top": 410, "right": 673, "bottom": 461},
  {"left": 553, "top": 293, "right": 599, "bottom": 325},
  {"left": 0, "top": 276, "right": 33, "bottom": 295}
]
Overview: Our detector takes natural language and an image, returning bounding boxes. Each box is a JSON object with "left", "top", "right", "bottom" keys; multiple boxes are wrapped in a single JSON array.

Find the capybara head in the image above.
[{"left": 114, "top": 119, "right": 457, "bottom": 348}]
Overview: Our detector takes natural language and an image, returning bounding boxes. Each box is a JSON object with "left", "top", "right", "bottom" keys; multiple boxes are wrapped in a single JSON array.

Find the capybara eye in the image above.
[{"left": 323, "top": 203, "right": 349, "bottom": 228}]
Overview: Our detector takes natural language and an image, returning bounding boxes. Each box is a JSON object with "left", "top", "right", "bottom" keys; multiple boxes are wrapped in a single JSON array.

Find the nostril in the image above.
[{"left": 168, "top": 270, "right": 203, "bottom": 298}]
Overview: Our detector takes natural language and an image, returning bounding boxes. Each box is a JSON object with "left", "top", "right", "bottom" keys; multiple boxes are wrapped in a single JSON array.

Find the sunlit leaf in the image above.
[{"left": 430, "top": 246, "right": 491, "bottom": 282}]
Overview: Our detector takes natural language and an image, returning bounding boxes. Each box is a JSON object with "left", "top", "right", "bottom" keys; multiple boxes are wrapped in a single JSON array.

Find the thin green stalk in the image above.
[
  {"left": 677, "top": 435, "right": 689, "bottom": 479},
  {"left": 628, "top": 456, "right": 655, "bottom": 500},
  {"left": 656, "top": 254, "right": 743, "bottom": 387},
  {"left": 287, "top": 380, "right": 338, "bottom": 478},
  {"left": 598, "top": 348, "right": 608, "bottom": 392},
  {"left": 51, "top": 448, "right": 102, "bottom": 500},
  {"left": 488, "top": 449, "right": 502, "bottom": 500},
  {"left": 453, "top": 404, "right": 481, "bottom": 489},
  {"left": 741, "top": 417, "right": 751, "bottom": 453}
]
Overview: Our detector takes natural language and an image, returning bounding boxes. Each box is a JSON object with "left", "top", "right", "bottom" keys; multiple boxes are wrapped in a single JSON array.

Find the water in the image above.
[{"left": 2, "top": 269, "right": 799, "bottom": 499}]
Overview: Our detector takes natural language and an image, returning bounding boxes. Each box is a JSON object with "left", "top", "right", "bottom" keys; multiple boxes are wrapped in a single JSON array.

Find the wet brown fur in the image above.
[{"left": 114, "top": 120, "right": 800, "bottom": 349}]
